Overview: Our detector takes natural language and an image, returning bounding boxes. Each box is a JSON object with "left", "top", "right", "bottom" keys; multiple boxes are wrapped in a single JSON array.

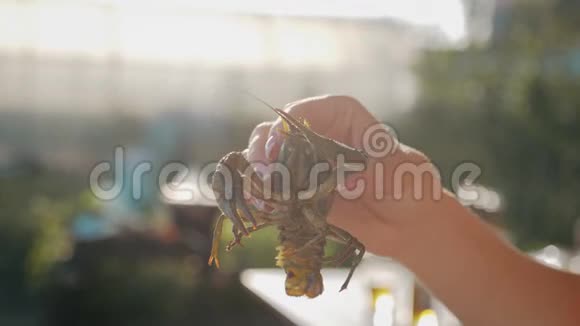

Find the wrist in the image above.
[{"left": 387, "top": 190, "right": 469, "bottom": 265}]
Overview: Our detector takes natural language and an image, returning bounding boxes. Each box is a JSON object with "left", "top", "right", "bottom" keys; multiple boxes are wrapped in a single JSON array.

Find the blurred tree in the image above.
[
  {"left": 0, "top": 166, "right": 86, "bottom": 324},
  {"left": 408, "top": 0, "right": 580, "bottom": 248}
]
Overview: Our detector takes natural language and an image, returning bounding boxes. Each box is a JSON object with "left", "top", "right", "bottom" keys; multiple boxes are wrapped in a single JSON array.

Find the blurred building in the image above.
[
  {"left": 0, "top": 6, "right": 446, "bottom": 116},
  {"left": 0, "top": 1, "right": 468, "bottom": 173},
  {"left": 462, "top": 0, "right": 496, "bottom": 44}
]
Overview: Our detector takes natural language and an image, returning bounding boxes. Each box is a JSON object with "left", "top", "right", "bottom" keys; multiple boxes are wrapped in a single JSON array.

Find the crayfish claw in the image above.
[
  {"left": 208, "top": 255, "right": 221, "bottom": 269},
  {"left": 218, "top": 200, "right": 249, "bottom": 236},
  {"left": 235, "top": 195, "right": 258, "bottom": 228},
  {"left": 226, "top": 238, "right": 244, "bottom": 251},
  {"left": 208, "top": 214, "right": 226, "bottom": 268}
]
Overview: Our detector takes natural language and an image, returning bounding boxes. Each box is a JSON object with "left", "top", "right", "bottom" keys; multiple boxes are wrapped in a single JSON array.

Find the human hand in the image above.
[
  {"left": 249, "top": 96, "right": 580, "bottom": 326},
  {"left": 247, "top": 95, "right": 446, "bottom": 258}
]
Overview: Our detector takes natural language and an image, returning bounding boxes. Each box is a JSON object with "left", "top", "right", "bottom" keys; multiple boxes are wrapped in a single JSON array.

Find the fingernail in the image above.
[
  {"left": 265, "top": 135, "right": 281, "bottom": 161},
  {"left": 254, "top": 164, "right": 267, "bottom": 179}
]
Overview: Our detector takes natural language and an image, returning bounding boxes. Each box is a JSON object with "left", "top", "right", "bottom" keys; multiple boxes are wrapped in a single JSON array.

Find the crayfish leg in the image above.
[
  {"left": 216, "top": 195, "right": 250, "bottom": 236},
  {"left": 235, "top": 195, "right": 258, "bottom": 227},
  {"left": 208, "top": 214, "right": 226, "bottom": 268},
  {"left": 226, "top": 223, "right": 272, "bottom": 251},
  {"left": 324, "top": 225, "right": 366, "bottom": 292},
  {"left": 226, "top": 224, "right": 245, "bottom": 251}
]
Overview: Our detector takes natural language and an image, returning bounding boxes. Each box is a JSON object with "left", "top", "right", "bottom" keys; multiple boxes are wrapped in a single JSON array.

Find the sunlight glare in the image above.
[
  {"left": 373, "top": 293, "right": 395, "bottom": 326},
  {"left": 416, "top": 309, "right": 439, "bottom": 326},
  {"left": 0, "top": 0, "right": 465, "bottom": 64}
]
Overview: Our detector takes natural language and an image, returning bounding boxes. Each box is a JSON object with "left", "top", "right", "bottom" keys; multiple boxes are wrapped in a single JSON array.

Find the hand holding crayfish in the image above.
[
  {"left": 219, "top": 95, "right": 580, "bottom": 326},
  {"left": 209, "top": 95, "right": 440, "bottom": 298},
  {"left": 246, "top": 95, "right": 440, "bottom": 260},
  {"left": 209, "top": 95, "right": 374, "bottom": 298}
]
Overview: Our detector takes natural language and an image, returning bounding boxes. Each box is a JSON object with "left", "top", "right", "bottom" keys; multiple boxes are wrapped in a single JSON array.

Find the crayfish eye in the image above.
[{"left": 287, "top": 271, "right": 295, "bottom": 278}]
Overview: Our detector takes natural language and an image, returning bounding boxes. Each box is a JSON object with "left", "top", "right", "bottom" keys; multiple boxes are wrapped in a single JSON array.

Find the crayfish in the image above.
[{"left": 208, "top": 100, "right": 368, "bottom": 298}]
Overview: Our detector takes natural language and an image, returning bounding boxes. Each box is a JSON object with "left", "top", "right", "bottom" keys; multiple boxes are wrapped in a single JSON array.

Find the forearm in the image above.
[{"left": 393, "top": 193, "right": 580, "bottom": 326}]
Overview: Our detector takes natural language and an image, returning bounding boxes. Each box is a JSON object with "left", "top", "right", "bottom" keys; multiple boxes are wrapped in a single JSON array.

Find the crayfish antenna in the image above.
[
  {"left": 239, "top": 90, "right": 305, "bottom": 135},
  {"left": 239, "top": 90, "right": 279, "bottom": 115},
  {"left": 239, "top": 90, "right": 365, "bottom": 163}
]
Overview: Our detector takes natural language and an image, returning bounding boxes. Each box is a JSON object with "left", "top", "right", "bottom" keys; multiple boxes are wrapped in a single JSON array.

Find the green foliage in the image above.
[
  {"left": 410, "top": 0, "right": 580, "bottom": 248},
  {"left": 23, "top": 192, "right": 103, "bottom": 287},
  {"left": 0, "top": 169, "right": 89, "bottom": 323}
]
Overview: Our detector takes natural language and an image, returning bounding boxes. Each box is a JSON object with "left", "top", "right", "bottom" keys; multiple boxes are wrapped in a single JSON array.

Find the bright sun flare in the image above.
[{"left": 0, "top": 0, "right": 465, "bottom": 65}]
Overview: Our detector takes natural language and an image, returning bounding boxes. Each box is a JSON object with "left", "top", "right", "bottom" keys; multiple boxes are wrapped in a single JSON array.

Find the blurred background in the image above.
[{"left": 1, "top": 0, "right": 579, "bottom": 325}]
